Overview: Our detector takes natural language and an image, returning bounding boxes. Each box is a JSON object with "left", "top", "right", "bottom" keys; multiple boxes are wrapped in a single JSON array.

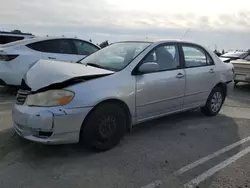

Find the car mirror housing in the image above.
[{"left": 138, "top": 62, "right": 159, "bottom": 74}]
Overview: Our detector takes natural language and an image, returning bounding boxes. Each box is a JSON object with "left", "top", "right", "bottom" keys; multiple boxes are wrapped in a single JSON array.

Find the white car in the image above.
[
  {"left": 0, "top": 37, "right": 100, "bottom": 86},
  {"left": 0, "top": 31, "right": 34, "bottom": 45}
]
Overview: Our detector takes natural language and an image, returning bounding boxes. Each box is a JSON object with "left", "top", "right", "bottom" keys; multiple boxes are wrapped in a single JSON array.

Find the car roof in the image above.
[
  {"left": 0, "top": 36, "right": 99, "bottom": 48},
  {"left": 114, "top": 39, "right": 201, "bottom": 45},
  {"left": 29, "top": 36, "right": 89, "bottom": 42}
]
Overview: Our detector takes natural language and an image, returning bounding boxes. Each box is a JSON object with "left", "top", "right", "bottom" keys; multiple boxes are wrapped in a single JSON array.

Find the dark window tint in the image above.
[
  {"left": 142, "top": 44, "right": 180, "bottom": 72},
  {"left": 182, "top": 45, "right": 214, "bottom": 68},
  {"left": 73, "top": 40, "right": 99, "bottom": 55},
  {"left": 0, "top": 36, "right": 24, "bottom": 44},
  {"left": 27, "top": 39, "right": 75, "bottom": 54},
  {"left": 244, "top": 55, "right": 250, "bottom": 61}
]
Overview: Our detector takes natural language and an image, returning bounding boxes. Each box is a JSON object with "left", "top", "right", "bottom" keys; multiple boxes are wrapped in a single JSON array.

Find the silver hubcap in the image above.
[{"left": 211, "top": 92, "right": 222, "bottom": 112}]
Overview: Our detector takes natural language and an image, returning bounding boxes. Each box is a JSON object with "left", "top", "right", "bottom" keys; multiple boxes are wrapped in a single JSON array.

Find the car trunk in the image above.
[
  {"left": 231, "top": 60, "right": 250, "bottom": 82},
  {"left": 232, "top": 60, "right": 250, "bottom": 74}
]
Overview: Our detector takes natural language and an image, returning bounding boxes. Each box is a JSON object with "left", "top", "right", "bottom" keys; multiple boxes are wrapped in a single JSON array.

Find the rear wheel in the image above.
[
  {"left": 201, "top": 87, "right": 224, "bottom": 116},
  {"left": 80, "top": 103, "right": 126, "bottom": 151}
]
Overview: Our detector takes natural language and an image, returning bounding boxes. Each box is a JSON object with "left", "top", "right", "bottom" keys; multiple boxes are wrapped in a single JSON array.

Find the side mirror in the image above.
[{"left": 138, "top": 62, "right": 159, "bottom": 74}]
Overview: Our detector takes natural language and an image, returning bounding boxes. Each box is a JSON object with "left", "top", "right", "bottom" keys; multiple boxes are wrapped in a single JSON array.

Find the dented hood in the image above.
[{"left": 24, "top": 60, "right": 114, "bottom": 92}]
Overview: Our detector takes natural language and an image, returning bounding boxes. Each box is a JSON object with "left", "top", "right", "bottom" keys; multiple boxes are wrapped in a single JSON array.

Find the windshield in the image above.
[
  {"left": 221, "top": 52, "right": 248, "bottom": 58},
  {"left": 80, "top": 42, "right": 151, "bottom": 71}
]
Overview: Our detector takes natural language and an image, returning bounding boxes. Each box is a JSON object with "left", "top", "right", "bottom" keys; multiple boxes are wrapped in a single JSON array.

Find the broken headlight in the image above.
[{"left": 25, "top": 90, "right": 74, "bottom": 107}]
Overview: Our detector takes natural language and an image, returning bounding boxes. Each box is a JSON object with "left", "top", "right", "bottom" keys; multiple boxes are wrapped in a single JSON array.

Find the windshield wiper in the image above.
[
  {"left": 75, "top": 56, "right": 87, "bottom": 64},
  {"left": 85, "top": 63, "right": 108, "bottom": 70}
]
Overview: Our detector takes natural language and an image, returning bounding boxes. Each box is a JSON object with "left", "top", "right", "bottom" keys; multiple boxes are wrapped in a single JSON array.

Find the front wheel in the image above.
[
  {"left": 201, "top": 87, "right": 224, "bottom": 116},
  {"left": 80, "top": 103, "right": 127, "bottom": 151}
]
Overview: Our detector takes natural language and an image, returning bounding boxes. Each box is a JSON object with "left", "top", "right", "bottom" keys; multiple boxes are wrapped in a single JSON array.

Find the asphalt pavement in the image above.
[{"left": 0, "top": 83, "right": 250, "bottom": 188}]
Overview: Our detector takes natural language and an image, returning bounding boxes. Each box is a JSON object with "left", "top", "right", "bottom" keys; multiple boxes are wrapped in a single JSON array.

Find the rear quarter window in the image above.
[
  {"left": 0, "top": 36, "right": 24, "bottom": 44},
  {"left": 73, "top": 40, "right": 99, "bottom": 55}
]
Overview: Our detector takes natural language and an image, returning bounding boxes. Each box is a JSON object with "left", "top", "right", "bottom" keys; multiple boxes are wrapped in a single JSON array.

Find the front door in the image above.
[
  {"left": 181, "top": 44, "right": 217, "bottom": 108},
  {"left": 135, "top": 43, "right": 186, "bottom": 121}
]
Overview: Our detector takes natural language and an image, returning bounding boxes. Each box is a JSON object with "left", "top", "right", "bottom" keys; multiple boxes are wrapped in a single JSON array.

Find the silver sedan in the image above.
[{"left": 12, "top": 40, "right": 234, "bottom": 151}]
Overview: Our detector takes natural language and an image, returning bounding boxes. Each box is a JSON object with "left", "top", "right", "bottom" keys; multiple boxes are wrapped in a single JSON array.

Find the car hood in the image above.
[{"left": 23, "top": 60, "right": 114, "bottom": 92}]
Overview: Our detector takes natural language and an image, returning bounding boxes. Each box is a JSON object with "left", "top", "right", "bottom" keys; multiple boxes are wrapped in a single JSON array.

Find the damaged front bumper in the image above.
[{"left": 12, "top": 104, "right": 92, "bottom": 144}]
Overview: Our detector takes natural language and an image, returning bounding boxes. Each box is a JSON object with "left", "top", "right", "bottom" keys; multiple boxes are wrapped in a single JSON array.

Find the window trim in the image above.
[
  {"left": 132, "top": 42, "right": 183, "bottom": 75},
  {"left": 73, "top": 39, "right": 100, "bottom": 55},
  {"left": 180, "top": 43, "right": 215, "bottom": 69}
]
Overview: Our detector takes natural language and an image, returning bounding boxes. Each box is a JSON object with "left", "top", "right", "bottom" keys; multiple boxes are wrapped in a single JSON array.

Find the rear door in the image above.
[
  {"left": 180, "top": 43, "right": 216, "bottom": 108},
  {"left": 27, "top": 39, "right": 78, "bottom": 62},
  {"left": 72, "top": 39, "right": 100, "bottom": 60}
]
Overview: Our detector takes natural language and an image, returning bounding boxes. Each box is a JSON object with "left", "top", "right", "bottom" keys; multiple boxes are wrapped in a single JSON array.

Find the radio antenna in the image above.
[{"left": 180, "top": 28, "right": 190, "bottom": 40}]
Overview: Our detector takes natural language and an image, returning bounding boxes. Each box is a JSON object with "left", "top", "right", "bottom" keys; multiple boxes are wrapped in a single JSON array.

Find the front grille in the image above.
[{"left": 16, "top": 89, "right": 31, "bottom": 105}]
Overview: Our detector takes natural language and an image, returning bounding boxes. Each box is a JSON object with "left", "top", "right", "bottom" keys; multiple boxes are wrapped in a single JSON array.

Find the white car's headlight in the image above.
[{"left": 25, "top": 90, "right": 74, "bottom": 107}]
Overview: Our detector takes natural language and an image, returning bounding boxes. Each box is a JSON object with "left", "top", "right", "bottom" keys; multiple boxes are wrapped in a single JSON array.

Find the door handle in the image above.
[
  {"left": 209, "top": 68, "right": 215, "bottom": 73},
  {"left": 48, "top": 57, "right": 56, "bottom": 60},
  {"left": 176, "top": 73, "right": 184, "bottom": 78}
]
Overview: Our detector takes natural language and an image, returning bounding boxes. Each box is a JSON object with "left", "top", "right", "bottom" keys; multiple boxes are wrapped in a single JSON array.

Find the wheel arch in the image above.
[
  {"left": 213, "top": 82, "right": 227, "bottom": 101},
  {"left": 81, "top": 98, "right": 132, "bottom": 134}
]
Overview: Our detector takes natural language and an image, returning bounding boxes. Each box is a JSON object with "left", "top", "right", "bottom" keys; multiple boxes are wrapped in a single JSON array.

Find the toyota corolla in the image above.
[{"left": 12, "top": 40, "right": 234, "bottom": 151}]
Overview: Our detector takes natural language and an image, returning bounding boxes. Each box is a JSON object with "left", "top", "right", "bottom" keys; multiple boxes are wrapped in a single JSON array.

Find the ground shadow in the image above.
[
  {"left": 0, "top": 100, "right": 245, "bottom": 188},
  {"left": 0, "top": 86, "right": 18, "bottom": 97},
  {"left": 229, "top": 83, "right": 250, "bottom": 96}
]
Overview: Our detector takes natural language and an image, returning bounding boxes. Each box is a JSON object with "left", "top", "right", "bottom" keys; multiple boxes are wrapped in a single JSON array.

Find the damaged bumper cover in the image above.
[{"left": 12, "top": 104, "right": 92, "bottom": 144}]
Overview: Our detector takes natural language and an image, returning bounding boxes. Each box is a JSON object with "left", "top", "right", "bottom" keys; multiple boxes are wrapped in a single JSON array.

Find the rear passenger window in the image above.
[
  {"left": 182, "top": 45, "right": 214, "bottom": 68},
  {"left": 27, "top": 39, "right": 75, "bottom": 54}
]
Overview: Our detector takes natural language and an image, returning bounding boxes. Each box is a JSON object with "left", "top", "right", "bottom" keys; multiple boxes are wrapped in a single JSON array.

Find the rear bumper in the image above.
[
  {"left": 234, "top": 72, "right": 250, "bottom": 82},
  {"left": 12, "top": 104, "right": 92, "bottom": 144}
]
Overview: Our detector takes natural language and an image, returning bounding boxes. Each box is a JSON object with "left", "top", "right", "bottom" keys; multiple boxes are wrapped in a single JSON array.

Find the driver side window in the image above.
[{"left": 143, "top": 44, "right": 180, "bottom": 71}]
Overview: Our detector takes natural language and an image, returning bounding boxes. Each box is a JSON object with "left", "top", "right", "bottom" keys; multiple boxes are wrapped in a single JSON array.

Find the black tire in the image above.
[
  {"left": 201, "top": 87, "right": 224, "bottom": 116},
  {"left": 80, "top": 103, "right": 127, "bottom": 151}
]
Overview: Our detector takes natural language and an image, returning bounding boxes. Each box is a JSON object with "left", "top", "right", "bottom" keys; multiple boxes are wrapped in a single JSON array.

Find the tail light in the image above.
[{"left": 0, "top": 55, "right": 19, "bottom": 61}]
